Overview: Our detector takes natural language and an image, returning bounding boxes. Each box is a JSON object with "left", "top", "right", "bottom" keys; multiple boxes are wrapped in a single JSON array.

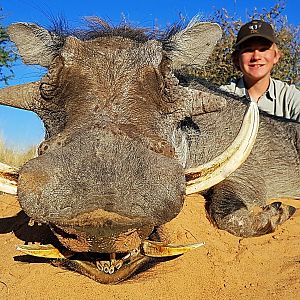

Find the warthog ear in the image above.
[
  {"left": 7, "top": 23, "right": 61, "bottom": 67},
  {"left": 169, "top": 19, "right": 222, "bottom": 69}
]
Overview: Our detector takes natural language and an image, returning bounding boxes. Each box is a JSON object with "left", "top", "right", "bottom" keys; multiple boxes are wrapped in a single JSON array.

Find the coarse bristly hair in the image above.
[{"left": 48, "top": 16, "right": 187, "bottom": 51}]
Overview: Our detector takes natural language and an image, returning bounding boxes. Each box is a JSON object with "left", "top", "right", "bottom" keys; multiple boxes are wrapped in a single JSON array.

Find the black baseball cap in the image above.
[{"left": 235, "top": 20, "right": 276, "bottom": 48}]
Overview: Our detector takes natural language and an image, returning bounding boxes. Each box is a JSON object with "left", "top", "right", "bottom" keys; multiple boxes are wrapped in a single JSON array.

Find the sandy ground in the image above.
[{"left": 0, "top": 193, "right": 299, "bottom": 300}]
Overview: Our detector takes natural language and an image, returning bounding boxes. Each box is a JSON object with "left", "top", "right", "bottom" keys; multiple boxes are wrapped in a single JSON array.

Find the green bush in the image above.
[{"left": 0, "top": 7, "right": 17, "bottom": 84}]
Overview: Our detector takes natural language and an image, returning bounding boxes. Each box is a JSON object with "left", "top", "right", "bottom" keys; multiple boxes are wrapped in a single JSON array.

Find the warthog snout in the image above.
[{"left": 18, "top": 130, "right": 185, "bottom": 253}]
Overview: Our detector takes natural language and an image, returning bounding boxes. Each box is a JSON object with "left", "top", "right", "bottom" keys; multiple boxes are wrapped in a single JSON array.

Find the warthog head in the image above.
[{"left": 0, "top": 17, "right": 259, "bottom": 283}]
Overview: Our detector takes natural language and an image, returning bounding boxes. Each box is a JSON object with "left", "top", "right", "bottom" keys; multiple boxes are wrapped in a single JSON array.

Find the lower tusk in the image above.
[
  {"left": 16, "top": 244, "right": 68, "bottom": 259},
  {"left": 185, "top": 101, "right": 259, "bottom": 194},
  {"left": 0, "top": 162, "right": 19, "bottom": 195},
  {"left": 142, "top": 240, "right": 205, "bottom": 257}
]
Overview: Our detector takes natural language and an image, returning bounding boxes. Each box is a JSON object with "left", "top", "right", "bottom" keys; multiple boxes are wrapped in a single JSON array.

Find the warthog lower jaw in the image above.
[
  {"left": 16, "top": 240, "right": 204, "bottom": 284},
  {"left": 53, "top": 250, "right": 151, "bottom": 284}
]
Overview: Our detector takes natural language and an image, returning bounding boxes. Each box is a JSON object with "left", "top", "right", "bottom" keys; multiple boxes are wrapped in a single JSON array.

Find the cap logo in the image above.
[{"left": 249, "top": 23, "right": 261, "bottom": 34}]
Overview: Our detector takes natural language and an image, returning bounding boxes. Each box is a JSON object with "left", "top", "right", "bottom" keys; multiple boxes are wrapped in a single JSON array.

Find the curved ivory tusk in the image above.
[
  {"left": 16, "top": 244, "right": 72, "bottom": 259},
  {"left": 16, "top": 240, "right": 205, "bottom": 259},
  {"left": 0, "top": 81, "right": 40, "bottom": 110},
  {"left": 142, "top": 240, "right": 205, "bottom": 257},
  {"left": 185, "top": 101, "right": 259, "bottom": 195},
  {"left": 0, "top": 162, "right": 19, "bottom": 195}
]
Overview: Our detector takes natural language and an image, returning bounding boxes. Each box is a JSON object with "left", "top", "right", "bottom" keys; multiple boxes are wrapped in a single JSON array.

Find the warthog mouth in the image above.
[{"left": 17, "top": 239, "right": 204, "bottom": 284}]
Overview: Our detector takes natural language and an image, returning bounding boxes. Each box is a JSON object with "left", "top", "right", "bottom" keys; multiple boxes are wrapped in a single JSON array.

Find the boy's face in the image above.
[{"left": 238, "top": 37, "right": 280, "bottom": 83}]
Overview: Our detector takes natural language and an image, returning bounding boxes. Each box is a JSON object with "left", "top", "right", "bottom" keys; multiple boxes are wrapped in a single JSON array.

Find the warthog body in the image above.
[
  {"left": 0, "top": 17, "right": 299, "bottom": 283},
  {"left": 187, "top": 85, "right": 300, "bottom": 236}
]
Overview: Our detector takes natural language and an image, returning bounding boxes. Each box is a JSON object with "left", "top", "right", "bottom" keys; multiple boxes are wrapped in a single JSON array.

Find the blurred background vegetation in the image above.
[
  {"left": 0, "top": 1, "right": 299, "bottom": 166},
  {"left": 0, "top": 137, "right": 36, "bottom": 167}
]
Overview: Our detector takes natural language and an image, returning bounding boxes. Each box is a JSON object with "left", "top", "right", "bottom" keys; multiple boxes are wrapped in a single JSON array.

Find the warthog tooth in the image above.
[
  {"left": 142, "top": 240, "right": 205, "bottom": 257},
  {"left": 96, "top": 259, "right": 119, "bottom": 274},
  {"left": 122, "top": 253, "right": 131, "bottom": 261},
  {"left": 96, "top": 251, "right": 141, "bottom": 274},
  {"left": 115, "top": 261, "right": 123, "bottom": 270},
  {"left": 96, "top": 260, "right": 104, "bottom": 271},
  {"left": 28, "top": 219, "right": 35, "bottom": 227},
  {"left": 120, "top": 248, "right": 140, "bottom": 262},
  {"left": 16, "top": 244, "right": 66, "bottom": 259}
]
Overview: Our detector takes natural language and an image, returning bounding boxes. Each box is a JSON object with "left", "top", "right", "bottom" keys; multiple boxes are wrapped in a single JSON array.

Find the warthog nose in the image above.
[{"left": 17, "top": 131, "right": 185, "bottom": 249}]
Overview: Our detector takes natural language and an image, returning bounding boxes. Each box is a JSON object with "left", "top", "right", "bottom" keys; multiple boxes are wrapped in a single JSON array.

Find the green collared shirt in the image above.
[{"left": 221, "top": 77, "right": 300, "bottom": 122}]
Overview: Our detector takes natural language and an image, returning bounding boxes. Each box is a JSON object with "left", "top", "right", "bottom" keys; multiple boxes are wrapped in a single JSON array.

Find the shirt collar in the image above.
[
  {"left": 267, "top": 78, "right": 276, "bottom": 101},
  {"left": 239, "top": 76, "right": 275, "bottom": 102},
  {"left": 235, "top": 77, "right": 248, "bottom": 97}
]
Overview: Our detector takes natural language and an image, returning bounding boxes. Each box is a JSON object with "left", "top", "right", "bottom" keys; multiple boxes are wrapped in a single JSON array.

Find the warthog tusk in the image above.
[
  {"left": 142, "top": 240, "right": 205, "bottom": 257},
  {"left": 16, "top": 244, "right": 67, "bottom": 259},
  {"left": 0, "top": 162, "right": 19, "bottom": 195},
  {"left": 16, "top": 240, "right": 205, "bottom": 260},
  {"left": 15, "top": 241, "right": 204, "bottom": 284},
  {"left": 185, "top": 101, "right": 259, "bottom": 194}
]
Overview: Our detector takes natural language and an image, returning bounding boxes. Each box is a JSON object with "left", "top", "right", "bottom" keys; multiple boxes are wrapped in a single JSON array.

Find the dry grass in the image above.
[{"left": 0, "top": 138, "right": 37, "bottom": 168}]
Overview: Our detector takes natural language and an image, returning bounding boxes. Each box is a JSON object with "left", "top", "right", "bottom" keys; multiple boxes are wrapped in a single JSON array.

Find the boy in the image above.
[{"left": 221, "top": 19, "right": 300, "bottom": 122}]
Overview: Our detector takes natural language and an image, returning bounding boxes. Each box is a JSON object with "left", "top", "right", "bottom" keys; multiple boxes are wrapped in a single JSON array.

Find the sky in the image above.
[{"left": 0, "top": 0, "right": 299, "bottom": 150}]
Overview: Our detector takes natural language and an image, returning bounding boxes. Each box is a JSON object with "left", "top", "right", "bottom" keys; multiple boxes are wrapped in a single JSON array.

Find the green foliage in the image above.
[
  {"left": 193, "top": 1, "right": 300, "bottom": 86},
  {"left": 0, "top": 7, "right": 16, "bottom": 84}
]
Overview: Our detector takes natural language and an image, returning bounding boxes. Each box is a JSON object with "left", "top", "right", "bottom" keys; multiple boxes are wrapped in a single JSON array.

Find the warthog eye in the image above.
[{"left": 39, "top": 82, "right": 58, "bottom": 100}]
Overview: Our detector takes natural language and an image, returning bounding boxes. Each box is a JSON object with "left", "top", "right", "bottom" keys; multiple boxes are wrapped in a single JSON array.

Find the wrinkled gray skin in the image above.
[
  {"left": 185, "top": 84, "right": 300, "bottom": 236},
  {"left": 1, "top": 19, "right": 299, "bottom": 282}
]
